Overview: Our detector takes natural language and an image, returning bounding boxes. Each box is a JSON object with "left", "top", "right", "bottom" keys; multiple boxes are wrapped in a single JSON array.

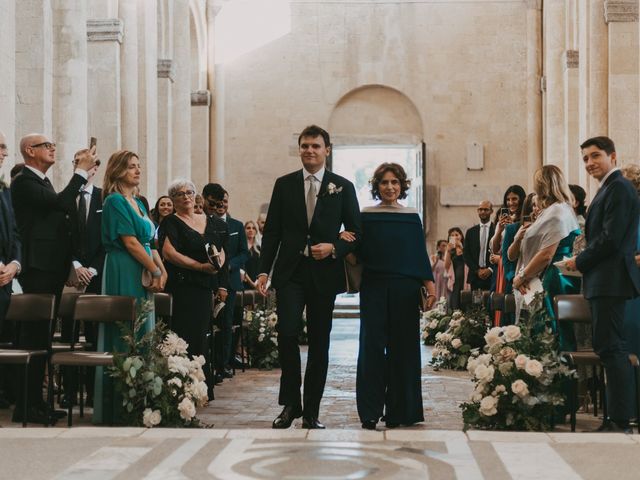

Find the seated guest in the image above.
[
  {"left": 430, "top": 239, "right": 449, "bottom": 302},
  {"left": 510, "top": 165, "right": 580, "bottom": 347},
  {"left": 242, "top": 220, "right": 260, "bottom": 289},
  {"left": 621, "top": 165, "right": 640, "bottom": 360},
  {"left": 569, "top": 184, "right": 587, "bottom": 228},
  {"left": 444, "top": 227, "right": 468, "bottom": 310},
  {"left": 159, "top": 179, "right": 229, "bottom": 398}
]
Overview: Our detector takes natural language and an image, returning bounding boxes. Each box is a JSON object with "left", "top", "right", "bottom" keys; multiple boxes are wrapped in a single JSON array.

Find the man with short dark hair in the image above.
[
  {"left": 256, "top": 125, "right": 361, "bottom": 429},
  {"left": 565, "top": 136, "right": 640, "bottom": 433}
]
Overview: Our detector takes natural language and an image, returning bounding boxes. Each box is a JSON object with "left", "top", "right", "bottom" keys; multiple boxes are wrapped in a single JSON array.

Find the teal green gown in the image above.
[{"left": 93, "top": 193, "right": 156, "bottom": 425}]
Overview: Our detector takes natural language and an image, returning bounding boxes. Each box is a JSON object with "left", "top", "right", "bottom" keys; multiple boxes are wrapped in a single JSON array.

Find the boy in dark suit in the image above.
[
  {"left": 566, "top": 136, "right": 640, "bottom": 433},
  {"left": 256, "top": 125, "right": 361, "bottom": 429}
]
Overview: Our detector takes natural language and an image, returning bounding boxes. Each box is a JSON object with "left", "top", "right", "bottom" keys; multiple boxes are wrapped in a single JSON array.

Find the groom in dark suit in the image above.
[
  {"left": 256, "top": 125, "right": 361, "bottom": 429},
  {"left": 566, "top": 136, "right": 640, "bottom": 433},
  {"left": 11, "top": 133, "right": 96, "bottom": 424}
]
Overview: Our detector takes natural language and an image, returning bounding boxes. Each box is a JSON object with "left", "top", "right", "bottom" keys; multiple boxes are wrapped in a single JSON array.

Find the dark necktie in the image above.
[
  {"left": 43, "top": 176, "right": 54, "bottom": 192},
  {"left": 77, "top": 190, "right": 88, "bottom": 260}
]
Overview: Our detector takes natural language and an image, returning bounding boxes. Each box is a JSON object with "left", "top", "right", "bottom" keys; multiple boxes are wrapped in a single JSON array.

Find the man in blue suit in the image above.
[
  {"left": 566, "top": 136, "right": 640, "bottom": 433},
  {"left": 203, "top": 183, "right": 249, "bottom": 382}
]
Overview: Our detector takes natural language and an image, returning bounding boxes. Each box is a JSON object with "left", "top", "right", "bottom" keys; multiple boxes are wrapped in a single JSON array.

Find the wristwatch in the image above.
[{"left": 331, "top": 245, "right": 337, "bottom": 259}]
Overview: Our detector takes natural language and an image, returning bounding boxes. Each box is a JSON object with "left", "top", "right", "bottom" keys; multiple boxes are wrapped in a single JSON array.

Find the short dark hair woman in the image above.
[{"left": 340, "top": 162, "right": 435, "bottom": 430}]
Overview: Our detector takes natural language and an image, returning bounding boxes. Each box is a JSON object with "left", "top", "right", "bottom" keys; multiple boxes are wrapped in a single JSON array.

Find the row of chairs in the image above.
[{"left": 0, "top": 292, "right": 173, "bottom": 427}]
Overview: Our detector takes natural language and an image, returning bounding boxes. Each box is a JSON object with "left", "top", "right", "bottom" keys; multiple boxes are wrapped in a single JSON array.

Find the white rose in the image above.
[
  {"left": 258, "top": 334, "right": 265, "bottom": 342},
  {"left": 167, "top": 356, "right": 191, "bottom": 376},
  {"left": 451, "top": 338, "right": 462, "bottom": 349},
  {"left": 474, "top": 364, "right": 495, "bottom": 383},
  {"left": 476, "top": 353, "right": 492, "bottom": 366},
  {"left": 525, "top": 359, "right": 544, "bottom": 378},
  {"left": 178, "top": 397, "right": 196, "bottom": 421},
  {"left": 479, "top": 395, "right": 498, "bottom": 416},
  {"left": 511, "top": 379, "right": 530, "bottom": 398},
  {"left": 467, "top": 357, "right": 478, "bottom": 375},
  {"left": 494, "top": 384, "right": 506, "bottom": 395},
  {"left": 503, "top": 325, "right": 522, "bottom": 343},
  {"left": 515, "top": 354, "right": 529, "bottom": 370},
  {"left": 429, "top": 320, "right": 438, "bottom": 329},
  {"left": 484, "top": 327, "right": 504, "bottom": 347},
  {"left": 471, "top": 391, "right": 483, "bottom": 402},
  {"left": 142, "top": 408, "right": 162, "bottom": 427},
  {"left": 498, "top": 361, "right": 514, "bottom": 376}
]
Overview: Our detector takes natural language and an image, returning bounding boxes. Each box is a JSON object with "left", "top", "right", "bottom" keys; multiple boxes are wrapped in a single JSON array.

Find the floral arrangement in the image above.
[
  {"left": 460, "top": 296, "right": 575, "bottom": 431},
  {"left": 420, "top": 298, "right": 450, "bottom": 345},
  {"left": 246, "top": 308, "right": 280, "bottom": 369},
  {"left": 430, "top": 307, "right": 490, "bottom": 370},
  {"left": 110, "top": 301, "right": 208, "bottom": 427}
]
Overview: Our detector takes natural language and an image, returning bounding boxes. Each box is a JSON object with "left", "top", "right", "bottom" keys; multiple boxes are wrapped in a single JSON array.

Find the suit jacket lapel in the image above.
[
  {"left": 294, "top": 170, "right": 308, "bottom": 229},
  {"left": 310, "top": 171, "right": 331, "bottom": 227},
  {"left": 586, "top": 170, "right": 620, "bottom": 221}
]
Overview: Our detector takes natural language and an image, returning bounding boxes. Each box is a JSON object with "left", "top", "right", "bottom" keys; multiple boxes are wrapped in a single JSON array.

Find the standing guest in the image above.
[
  {"left": 242, "top": 220, "right": 261, "bottom": 289},
  {"left": 463, "top": 201, "right": 495, "bottom": 292},
  {"left": 444, "top": 227, "right": 467, "bottom": 310},
  {"left": 194, "top": 194, "right": 205, "bottom": 215},
  {"left": 151, "top": 195, "right": 174, "bottom": 226},
  {"left": 203, "top": 183, "right": 249, "bottom": 381},
  {"left": 11, "top": 133, "right": 96, "bottom": 424},
  {"left": 565, "top": 137, "right": 640, "bottom": 433},
  {"left": 341, "top": 163, "right": 435, "bottom": 430},
  {"left": 93, "top": 150, "right": 167, "bottom": 425},
  {"left": 511, "top": 166, "right": 580, "bottom": 343},
  {"left": 620, "top": 165, "right": 640, "bottom": 361},
  {"left": 10, "top": 163, "right": 25, "bottom": 182},
  {"left": 255, "top": 125, "right": 361, "bottom": 429},
  {"left": 159, "top": 179, "right": 229, "bottom": 398},
  {"left": 0, "top": 132, "right": 21, "bottom": 409},
  {"left": 430, "top": 239, "right": 449, "bottom": 302},
  {"left": 489, "top": 185, "right": 526, "bottom": 325},
  {"left": 60, "top": 152, "right": 105, "bottom": 409}
]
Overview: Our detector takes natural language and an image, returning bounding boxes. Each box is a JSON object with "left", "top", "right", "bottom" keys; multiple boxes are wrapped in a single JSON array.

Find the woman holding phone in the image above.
[{"left": 444, "top": 227, "right": 468, "bottom": 310}]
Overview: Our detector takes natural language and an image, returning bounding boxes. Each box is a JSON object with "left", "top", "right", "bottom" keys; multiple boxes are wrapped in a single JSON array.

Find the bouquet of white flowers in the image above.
[
  {"left": 110, "top": 301, "right": 208, "bottom": 427},
  {"left": 246, "top": 308, "right": 280, "bottom": 369},
  {"left": 460, "top": 295, "right": 575, "bottom": 431},
  {"left": 420, "top": 298, "right": 450, "bottom": 345},
  {"left": 430, "top": 307, "right": 490, "bottom": 370}
]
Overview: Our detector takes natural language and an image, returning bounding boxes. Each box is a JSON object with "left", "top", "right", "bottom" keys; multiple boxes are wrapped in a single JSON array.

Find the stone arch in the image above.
[
  {"left": 328, "top": 85, "right": 423, "bottom": 145},
  {"left": 189, "top": 0, "right": 207, "bottom": 90}
]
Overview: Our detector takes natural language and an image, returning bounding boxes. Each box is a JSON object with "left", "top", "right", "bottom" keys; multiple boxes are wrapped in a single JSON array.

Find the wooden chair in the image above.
[
  {"left": 154, "top": 293, "right": 173, "bottom": 329},
  {"left": 491, "top": 293, "right": 516, "bottom": 315},
  {"left": 48, "top": 295, "right": 136, "bottom": 426},
  {"left": 0, "top": 294, "right": 56, "bottom": 427}
]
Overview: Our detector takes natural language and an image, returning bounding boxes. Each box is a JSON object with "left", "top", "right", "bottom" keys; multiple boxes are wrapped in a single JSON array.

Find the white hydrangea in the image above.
[
  {"left": 484, "top": 327, "right": 504, "bottom": 347},
  {"left": 159, "top": 332, "right": 189, "bottom": 357},
  {"left": 167, "top": 355, "right": 191, "bottom": 376}
]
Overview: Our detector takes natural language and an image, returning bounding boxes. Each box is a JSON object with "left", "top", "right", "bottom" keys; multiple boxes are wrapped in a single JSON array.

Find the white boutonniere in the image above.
[{"left": 326, "top": 182, "right": 343, "bottom": 195}]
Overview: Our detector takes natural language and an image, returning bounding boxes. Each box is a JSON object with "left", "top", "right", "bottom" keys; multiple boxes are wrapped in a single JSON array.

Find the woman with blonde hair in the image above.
[
  {"left": 94, "top": 150, "right": 167, "bottom": 424},
  {"left": 510, "top": 165, "right": 580, "bottom": 348}
]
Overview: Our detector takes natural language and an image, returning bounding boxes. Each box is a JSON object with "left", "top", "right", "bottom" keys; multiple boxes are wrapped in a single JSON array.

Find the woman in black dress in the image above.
[
  {"left": 444, "top": 226, "right": 467, "bottom": 310},
  {"left": 242, "top": 220, "right": 260, "bottom": 290},
  {"left": 159, "top": 179, "right": 229, "bottom": 397}
]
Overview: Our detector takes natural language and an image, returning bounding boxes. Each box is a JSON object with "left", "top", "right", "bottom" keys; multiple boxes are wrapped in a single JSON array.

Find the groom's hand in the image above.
[{"left": 310, "top": 243, "right": 333, "bottom": 260}]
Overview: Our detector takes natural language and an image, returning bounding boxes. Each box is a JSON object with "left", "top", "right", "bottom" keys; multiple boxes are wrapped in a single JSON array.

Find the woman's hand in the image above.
[
  {"left": 512, "top": 275, "right": 529, "bottom": 294},
  {"left": 489, "top": 253, "right": 500, "bottom": 265},
  {"left": 199, "top": 262, "right": 218, "bottom": 275},
  {"left": 339, "top": 231, "right": 356, "bottom": 242},
  {"left": 159, "top": 271, "right": 168, "bottom": 290},
  {"left": 148, "top": 276, "right": 163, "bottom": 293},
  {"left": 514, "top": 223, "right": 530, "bottom": 242}
]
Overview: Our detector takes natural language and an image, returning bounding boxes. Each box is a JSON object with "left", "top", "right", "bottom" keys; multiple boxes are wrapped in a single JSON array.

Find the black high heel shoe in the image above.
[{"left": 361, "top": 420, "right": 377, "bottom": 430}]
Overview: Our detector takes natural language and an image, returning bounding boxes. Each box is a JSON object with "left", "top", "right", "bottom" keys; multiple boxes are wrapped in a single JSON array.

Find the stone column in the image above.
[
  {"left": 543, "top": 0, "right": 567, "bottom": 169},
  {"left": 51, "top": 0, "right": 88, "bottom": 189},
  {"left": 172, "top": 0, "right": 191, "bottom": 181},
  {"left": 86, "top": 18, "right": 123, "bottom": 190},
  {"left": 191, "top": 90, "right": 211, "bottom": 193},
  {"left": 157, "top": 59, "right": 175, "bottom": 194},
  {"left": 137, "top": 0, "right": 159, "bottom": 201},
  {"left": 605, "top": 0, "right": 639, "bottom": 165},
  {"left": 563, "top": 50, "right": 581, "bottom": 184},
  {"left": 0, "top": 0, "right": 16, "bottom": 172},
  {"left": 525, "top": 0, "right": 543, "bottom": 192},
  {"left": 15, "top": 0, "right": 53, "bottom": 147},
  {"left": 578, "top": 0, "right": 609, "bottom": 198},
  {"left": 119, "top": 0, "right": 139, "bottom": 152},
  {"left": 207, "top": 0, "right": 222, "bottom": 183}
]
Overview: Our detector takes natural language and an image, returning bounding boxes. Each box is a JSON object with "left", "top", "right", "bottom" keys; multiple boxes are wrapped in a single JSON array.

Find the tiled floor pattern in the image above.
[{"left": 2, "top": 427, "right": 640, "bottom": 479}]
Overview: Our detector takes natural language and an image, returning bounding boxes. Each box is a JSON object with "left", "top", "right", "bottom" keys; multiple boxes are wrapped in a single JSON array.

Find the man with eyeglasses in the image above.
[
  {"left": 10, "top": 133, "right": 97, "bottom": 425},
  {"left": 0, "top": 131, "right": 22, "bottom": 410},
  {"left": 202, "top": 183, "right": 249, "bottom": 382},
  {"left": 463, "top": 200, "right": 495, "bottom": 292}
]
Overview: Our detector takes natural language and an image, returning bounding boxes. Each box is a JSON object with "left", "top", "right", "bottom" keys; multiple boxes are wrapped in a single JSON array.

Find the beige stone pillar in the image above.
[
  {"left": 191, "top": 90, "right": 211, "bottom": 194},
  {"left": 207, "top": 0, "right": 222, "bottom": 183},
  {"left": 15, "top": 0, "right": 53, "bottom": 147},
  {"left": 526, "top": 0, "right": 543, "bottom": 192},
  {"left": 137, "top": 0, "right": 159, "bottom": 201},
  {"left": 0, "top": 0, "right": 16, "bottom": 172},
  {"left": 563, "top": 0, "right": 582, "bottom": 184},
  {"left": 51, "top": 0, "right": 88, "bottom": 190},
  {"left": 605, "top": 0, "right": 639, "bottom": 165},
  {"left": 86, "top": 18, "right": 123, "bottom": 190},
  {"left": 578, "top": 0, "right": 609, "bottom": 198},
  {"left": 172, "top": 0, "right": 192, "bottom": 182},
  {"left": 543, "top": 0, "right": 567, "bottom": 169},
  {"left": 119, "top": 0, "right": 139, "bottom": 152},
  {"left": 157, "top": 59, "right": 175, "bottom": 194}
]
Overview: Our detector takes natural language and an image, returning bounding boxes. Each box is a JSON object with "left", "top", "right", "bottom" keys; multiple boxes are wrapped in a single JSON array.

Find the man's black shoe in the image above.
[
  {"left": 592, "top": 419, "right": 633, "bottom": 434},
  {"left": 231, "top": 355, "right": 244, "bottom": 368},
  {"left": 214, "top": 373, "right": 224, "bottom": 385},
  {"left": 272, "top": 405, "right": 302, "bottom": 429},
  {"left": 385, "top": 422, "right": 400, "bottom": 429},
  {"left": 59, "top": 394, "right": 77, "bottom": 409},
  {"left": 12, "top": 407, "right": 57, "bottom": 425},
  {"left": 361, "top": 420, "right": 377, "bottom": 430},
  {"left": 302, "top": 417, "right": 325, "bottom": 429}
]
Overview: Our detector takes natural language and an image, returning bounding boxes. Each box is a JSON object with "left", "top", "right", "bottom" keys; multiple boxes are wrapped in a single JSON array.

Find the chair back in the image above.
[
  {"left": 504, "top": 294, "right": 516, "bottom": 314},
  {"left": 554, "top": 294, "right": 591, "bottom": 324},
  {"left": 491, "top": 293, "right": 505, "bottom": 311},
  {"left": 58, "top": 292, "right": 85, "bottom": 320},
  {"left": 6, "top": 294, "right": 56, "bottom": 323},
  {"left": 154, "top": 293, "right": 173, "bottom": 323},
  {"left": 241, "top": 290, "right": 257, "bottom": 308},
  {"left": 460, "top": 290, "right": 472, "bottom": 309},
  {"left": 73, "top": 295, "right": 137, "bottom": 327}
]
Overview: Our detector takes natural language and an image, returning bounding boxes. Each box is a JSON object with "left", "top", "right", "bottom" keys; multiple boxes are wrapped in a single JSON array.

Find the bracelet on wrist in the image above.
[{"left": 151, "top": 268, "right": 162, "bottom": 278}]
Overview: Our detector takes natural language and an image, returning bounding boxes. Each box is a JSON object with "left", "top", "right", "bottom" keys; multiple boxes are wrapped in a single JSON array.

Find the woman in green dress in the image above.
[{"left": 93, "top": 150, "right": 167, "bottom": 424}]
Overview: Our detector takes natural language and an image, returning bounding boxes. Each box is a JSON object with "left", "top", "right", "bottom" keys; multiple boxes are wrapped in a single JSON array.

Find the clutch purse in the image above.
[
  {"left": 344, "top": 253, "right": 362, "bottom": 293},
  {"left": 206, "top": 243, "right": 226, "bottom": 271},
  {"left": 142, "top": 269, "right": 153, "bottom": 288}
]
